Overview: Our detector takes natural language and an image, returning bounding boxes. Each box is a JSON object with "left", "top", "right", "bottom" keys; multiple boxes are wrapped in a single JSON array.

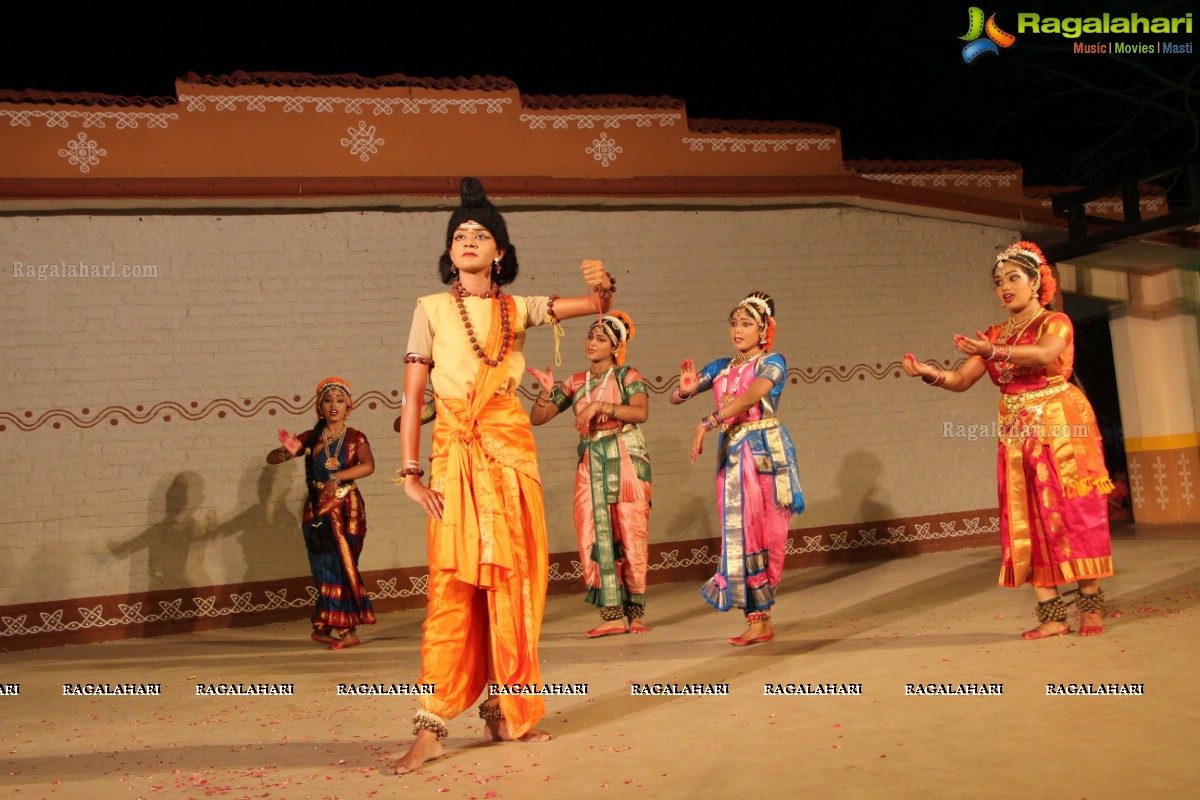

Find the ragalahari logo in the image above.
[{"left": 960, "top": 7, "right": 1017, "bottom": 62}]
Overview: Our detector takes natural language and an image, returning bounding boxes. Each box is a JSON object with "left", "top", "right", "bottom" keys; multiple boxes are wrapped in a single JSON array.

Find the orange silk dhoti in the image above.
[{"left": 417, "top": 298, "right": 548, "bottom": 737}]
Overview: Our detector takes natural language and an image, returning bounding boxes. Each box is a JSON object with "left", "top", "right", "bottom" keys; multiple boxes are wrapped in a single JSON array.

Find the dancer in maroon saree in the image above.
[{"left": 268, "top": 377, "right": 376, "bottom": 649}]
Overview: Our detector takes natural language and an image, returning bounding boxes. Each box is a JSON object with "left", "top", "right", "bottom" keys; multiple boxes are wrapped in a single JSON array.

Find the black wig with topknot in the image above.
[{"left": 438, "top": 177, "right": 520, "bottom": 286}]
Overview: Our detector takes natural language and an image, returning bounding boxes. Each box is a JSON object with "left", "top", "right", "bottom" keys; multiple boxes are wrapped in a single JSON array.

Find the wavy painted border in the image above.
[
  {"left": 3, "top": 360, "right": 967, "bottom": 433},
  {"left": 0, "top": 390, "right": 403, "bottom": 432}
]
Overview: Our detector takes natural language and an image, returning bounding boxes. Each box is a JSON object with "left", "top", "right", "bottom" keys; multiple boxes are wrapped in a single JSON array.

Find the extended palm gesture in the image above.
[
  {"left": 278, "top": 428, "right": 302, "bottom": 456},
  {"left": 954, "top": 332, "right": 993, "bottom": 358},
  {"left": 678, "top": 359, "right": 699, "bottom": 397},
  {"left": 901, "top": 353, "right": 939, "bottom": 382},
  {"left": 526, "top": 366, "right": 555, "bottom": 394}
]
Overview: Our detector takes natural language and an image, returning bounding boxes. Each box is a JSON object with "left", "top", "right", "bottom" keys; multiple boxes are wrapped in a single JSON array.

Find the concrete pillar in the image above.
[{"left": 1108, "top": 268, "right": 1200, "bottom": 522}]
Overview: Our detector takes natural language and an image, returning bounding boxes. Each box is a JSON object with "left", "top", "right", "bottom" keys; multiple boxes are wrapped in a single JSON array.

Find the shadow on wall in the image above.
[
  {"left": 207, "top": 461, "right": 303, "bottom": 586},
  {"left": 658, "top": 487, "right": 715, "bottom": 544},
  {"left": 798, "top": 449, "right": 931, "bottom": 556},
  {"left": 109, "top": 471, "right": 218, "bottom": 595},
  {"left": 107, "top": 466, "right": 304, "bottom": 634}
]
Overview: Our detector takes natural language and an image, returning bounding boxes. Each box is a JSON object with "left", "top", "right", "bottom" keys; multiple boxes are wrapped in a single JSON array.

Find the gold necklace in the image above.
[
  {"left": 322, "top": 426, "right": 347, "bottom": 470},
  {"left": 1002, "top": 307, "right": 1042, "bottom": 340},
  {"left": 729, "top": 349, "right": 761, "bottom": 368},
  {"left": 720, "top": 352, "right": 760, "bottom": 407},
  {"left": 995, "top": 308, "right": 1045, "bottom": 384}
]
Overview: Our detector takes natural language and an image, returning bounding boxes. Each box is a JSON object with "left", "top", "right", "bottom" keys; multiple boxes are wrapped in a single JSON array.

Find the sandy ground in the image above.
[{"left": 2, "top": 523, "right": 1197, "bottom": 800}]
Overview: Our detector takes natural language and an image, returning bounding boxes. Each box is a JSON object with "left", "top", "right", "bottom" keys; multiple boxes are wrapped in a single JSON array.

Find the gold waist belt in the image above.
[
  {"left": 581, "top": 423, "right": 639, "bottom": 442},
  {"left": 719, "top": 417, "right": 779, "bottom": 436},
  {"left": 999, "top": 381, "right": 1068, "bottom": 413},
  {"left": 310, "top": 480, "right": 357, "bottom": 499}
]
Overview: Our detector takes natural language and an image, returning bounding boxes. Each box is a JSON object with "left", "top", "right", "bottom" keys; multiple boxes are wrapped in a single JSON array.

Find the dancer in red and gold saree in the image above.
[{"left": 903, "top": 241, "right": 1113, "bottom": 640}]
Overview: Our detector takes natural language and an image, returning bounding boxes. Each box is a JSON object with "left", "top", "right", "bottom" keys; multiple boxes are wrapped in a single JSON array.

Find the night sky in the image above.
[{"left": 4, "top": 1, "right": 1196, "bottom": 188}]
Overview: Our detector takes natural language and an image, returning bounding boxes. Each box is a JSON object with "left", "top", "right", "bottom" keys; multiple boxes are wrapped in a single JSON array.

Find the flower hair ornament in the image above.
[
  {"left": 761, "top": 317, "right": 777, "bottom": 351},
  {"left": 591, "top": 311, "right": 636, "bottom": 366},
  {"left": 996, "top": 241, "right": 1057, "bottom": 306},
  {"left": 315, "top": 377, "right": 353, "bottom": 416}
]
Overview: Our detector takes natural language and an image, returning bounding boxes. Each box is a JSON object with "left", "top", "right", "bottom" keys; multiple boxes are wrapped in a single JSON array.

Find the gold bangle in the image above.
[{"left": 922, "top": 368, "right": 947, "bottom": 387}]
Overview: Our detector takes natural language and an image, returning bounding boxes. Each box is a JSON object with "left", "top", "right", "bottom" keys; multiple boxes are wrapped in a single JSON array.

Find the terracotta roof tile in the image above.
[
  {"left": 181, "top": 71, "right": 517, "bottom": 91},
  {"left": 0, "top": 71, "right": 517, "bottom": 106},
  {"left": 687, "top": 118, "right": 838, "bottom": 135},
  {"left": 520, "top": 94, "right": 684, "bottom": 110},
  {"left": 847, "top": 159, "right": 1021, "bottom": 173},
  {"left": 0, "top": 88, "right": 175, "bottom": 107},
  {"left": 1023, "top": 185, "right": 1078, "bottom": 199},
  {"left": 1023, "top": 183, "right": 1166, "bottom": 199}
]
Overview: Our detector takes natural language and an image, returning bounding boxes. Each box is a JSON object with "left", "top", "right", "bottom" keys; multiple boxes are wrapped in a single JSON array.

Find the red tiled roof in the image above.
[
  {"left": 0, "top": 71, "right": 518, "bottom": 106},
  {"left": 181, "top": 71, "right": 517, "bottom": 91},
  {"left": 847, "top": 159, "right": 1021, "bottom": 173},
  {"left": 1023, "top": 185, "right": 1079, "bottom": 199},
  {"left": 521, "top": 94, "right": 684, "bottom": 110},
  {"left": 688, "top": 118, "right": 838, "bottom": 135},
  {"left": 0, "top": 88, "right": 176, "bottom": 107},
  {"left": 1025, "top": 183, "right": 1167, "bottom": 199}
]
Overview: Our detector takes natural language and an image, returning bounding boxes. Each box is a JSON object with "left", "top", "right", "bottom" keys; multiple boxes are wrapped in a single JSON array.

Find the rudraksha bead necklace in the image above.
[{"left": 452, "top": 280, "right": 512, "bottom": 368}]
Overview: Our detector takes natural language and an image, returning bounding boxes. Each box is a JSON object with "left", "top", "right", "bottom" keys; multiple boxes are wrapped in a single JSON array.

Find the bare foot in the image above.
[
  {"left": 728, "top": 619, "right": 774, "bottom": 646},
  {"left": 1020, "top": 620, "right": 1070, "bottom": 640},
  {"left": 1078, "top": 610, "right": 1105, "bottom": 637},
  {"left": 311, "top": 629, "right": 338, "bottom": 646},
  {"left": 331, "top": 630, "right": 361, "bottom": 650},
  {"left": 389, "top": 729, "right": 444, "bottom": 774},
  {"left": 629, "top": 619, "right": 650, "bottom": 634},
  {"left": 483, "top": 717, "right": 553, "bottom": 742},
  {"left": 585, "top": 620, "right": 627, "bottom": 638}
]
